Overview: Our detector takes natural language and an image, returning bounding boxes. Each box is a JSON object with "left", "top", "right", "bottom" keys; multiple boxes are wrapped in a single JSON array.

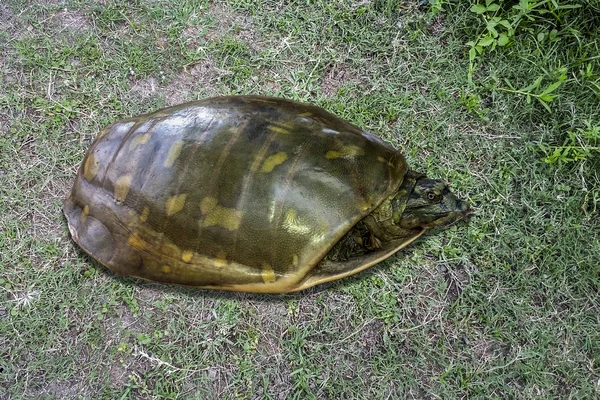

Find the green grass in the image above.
[{"left": 1, "top": 0, "right": 599, "bottom": 398}]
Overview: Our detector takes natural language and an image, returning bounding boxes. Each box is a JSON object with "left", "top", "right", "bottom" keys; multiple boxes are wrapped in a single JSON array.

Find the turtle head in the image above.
[{"left": 393, "top": 172, "right": 469, "bottom": 230}]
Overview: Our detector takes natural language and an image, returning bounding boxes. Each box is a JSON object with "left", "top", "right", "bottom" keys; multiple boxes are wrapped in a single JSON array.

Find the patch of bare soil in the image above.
[
  {"left": 0, "top": 3, "right": 15, "bottom": 34},
  {"left": 108, "top": 361, "right": 130, "bottom": 390},
  {"left": 25, "top": 379, "right": 84, "bottom": 399},
  {"left": 166, "top": 59, "right": 220, "bottom": 105},
  {"left": 52, "top": 10, "right": 91, "bottom": 31},
  {"left": 471, "top": 337, "right": 501, "bottom": 360},
  {"left": 35, "top": 0, "right": 69, "bottom": 4},
  {"left": 442, "top": 263, "right": 471, "bottom": 301},
  {"left": 393, "top": 259, "right": 451, "bottom": 328},
  {"left": 0, "top": 3, "right": 21, "bottom": 100},
  {"left": 32, "top": 176, "right": 72, "bottom": 239},
  {"left": 130, "top": 2, "right": 266, "bottom": 104},
  {"left": 130, "top": 77, "right": 160, "bottom": 100},
  {"left": 130, "top": 58, "right": 219, "bottom": 106},
  {"left": 321, "top": 62, "right": 365, "bottom": 97},
  {"left": 205, "top": 3, "right": 260, "bottom": 50},
  {"left": 359, "top": 319, "right": 385, "bottom": 356},
  {"left": 259, "top": 74, "right": 282, "bottom": 95},
  {"left": 135, "top": 283, "right": 171, "bottom": 305},
  {"left": 112, "top": 303, "right": 144, "bottom": 332}
]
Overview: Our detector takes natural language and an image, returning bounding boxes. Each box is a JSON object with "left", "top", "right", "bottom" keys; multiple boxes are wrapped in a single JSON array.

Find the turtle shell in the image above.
[{"left": 64, "top": 96, "right": 410, "bottom": 293}]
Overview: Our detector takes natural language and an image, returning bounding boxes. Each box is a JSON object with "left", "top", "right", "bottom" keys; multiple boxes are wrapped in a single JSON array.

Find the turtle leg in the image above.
[
  {"left": 324, "top": 221, "right": 381, "bottom": 262},
  {"left": 291, "top": 229, "right": 426, "bottom": 292}
]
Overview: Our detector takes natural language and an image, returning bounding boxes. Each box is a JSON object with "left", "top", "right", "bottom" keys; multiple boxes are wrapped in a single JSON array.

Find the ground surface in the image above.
[{"left": 1, "top": 0, "right": 599, "bottom": 399}]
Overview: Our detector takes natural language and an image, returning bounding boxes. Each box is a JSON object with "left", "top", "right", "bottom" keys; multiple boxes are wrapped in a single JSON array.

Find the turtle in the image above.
[{"left": 64, "top": 96, "right": 469, "bottom": 293}]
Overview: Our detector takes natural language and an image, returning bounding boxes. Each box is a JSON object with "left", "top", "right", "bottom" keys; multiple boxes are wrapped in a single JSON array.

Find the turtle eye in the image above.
[{"left": 426, "top": 192, "right": 438, "bottom": 201}]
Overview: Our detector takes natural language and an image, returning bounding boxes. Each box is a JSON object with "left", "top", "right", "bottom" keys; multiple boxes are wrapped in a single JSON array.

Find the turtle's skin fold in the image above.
[{"left": 64, "top": 96, "right": 468, "bottom": 293}]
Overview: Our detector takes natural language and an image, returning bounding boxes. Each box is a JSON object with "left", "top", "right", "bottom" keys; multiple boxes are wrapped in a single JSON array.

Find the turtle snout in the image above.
[{"left": 457, "top": 199, "right": 471, "bottom": 220}]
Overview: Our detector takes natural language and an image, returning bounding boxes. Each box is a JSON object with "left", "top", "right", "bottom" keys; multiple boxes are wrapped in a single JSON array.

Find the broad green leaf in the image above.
[
  {"left": 498, "top": 33, "right": 509, "bottom": 46},
  {"left": 539, "top": 98, "right": 552, "bottom": 113},
  {"left": 498, "top": 19, "right": 512, "bottom": 29},
  {"left": 541, "top": 80, "right": 563, "bottom": 95},
  {"left": 469, "top": 47, "right": 477, "bottom": 61},
  {"left": 478, "top": 36, "right": 495, "bottom": 46},
  {"left": 487, "top": 24, "right": 499, "bottom": 37},
  {"left": 504, "top": 78, "right": 515, "bottom": 89},
  {"left": 471, "top": 4, "right": 487, "bottom": 14},
  {"left": 521, "top": 76, "right": 543, "bottom": 92},
  {"left": 539, "top": 93, "right": 557, "bottom": 102},
  {"left": 487, "top": 4, "right": 500, "bottom": 11}
]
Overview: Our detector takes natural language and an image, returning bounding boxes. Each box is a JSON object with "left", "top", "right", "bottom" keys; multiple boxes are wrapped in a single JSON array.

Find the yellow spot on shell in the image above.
[
  {"left": 377, "top": 156, "right": 386, "bottom": 162},
  {"left": 129, "top": 133, "right": 151, "bottom": 151},
  {"left": 308, "top": 220, "right": 331, "bottom": 245},
  {"left": 261, "top": 152, "right": 288, "bottom": 173},
  {"left": 292, "top": 254, "right": 299, "bottom": 266},
  {"left": 80, "top": 205, "right": 89, "bottom": 223},
  {"left": 164, "top": 139, "right": 184, "bottom": 168},
  {"left": 298, "top": 112, "right": 312, "bottom": 117},
  {"left": 83, "top": 154, "right": 99, "bottom": 181},
  {"left": 360, "top": 202, "right": 371, "bottom": 211},
  {"left": 282, "top": 209, "right": 310, "bottom": 235},
  {"left": 166, "top": 193, "right": 187, "bottom": 216},
  {"left": 326, "top": 145, "right": 365, "bottom": 159},
  {"left": 128, "top": 233, "right": 145, "bottom": 249},
  {"left": 114, "top": 174, "right": 132, "bottom": 204},
  {"left": 161, "top": 265, "right": 172, "bottom": 273},
  {"left": 200, "top": 197, "right": 218, "bottom": 214},
  {"left": 161, "top": 242, "right": 181, "bottom": 259},
  {"left": 358, "top": 193, "right": 378, "bottom": 212},
  {"left": 181, "top": 250, "right": 193, "bottom": 263},
  {"left": 284, "top": 209, "right": 298, "bottom": 225},
  {"left": 140, "top": 207, "right": 150, "bottom": 222},
  {"left": 203, "top": 208, "right": 242, "bottom": 231},
  {"left": 214, "top": 250, "right": 228, "bottom": 268},
  {"left": 261, "top": 264, "right": 277, "bottom": 283},
  {"left": 268, "top": 122, "right": 292, "bottom": 134},
  {"left": 200, "top": 197, "right": 242, "bottom": 231}
]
